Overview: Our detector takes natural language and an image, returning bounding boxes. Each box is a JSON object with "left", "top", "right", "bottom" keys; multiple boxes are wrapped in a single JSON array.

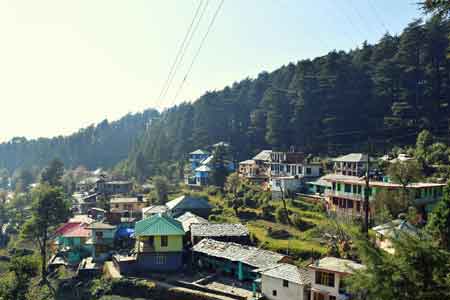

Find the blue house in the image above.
[{"left": 189, "top": 149, "right": 210, "bottom": 171}]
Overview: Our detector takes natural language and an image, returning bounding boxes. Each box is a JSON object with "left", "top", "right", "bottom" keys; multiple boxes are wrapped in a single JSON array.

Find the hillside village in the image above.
[{"left": 1, "top": 134, "right": 448, "bottom": 300}]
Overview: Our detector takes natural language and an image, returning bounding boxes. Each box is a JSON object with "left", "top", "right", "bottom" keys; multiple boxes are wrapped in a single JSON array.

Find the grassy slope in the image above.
[{"left": 171, "top": 186, "right": 328, "bottom": 262}]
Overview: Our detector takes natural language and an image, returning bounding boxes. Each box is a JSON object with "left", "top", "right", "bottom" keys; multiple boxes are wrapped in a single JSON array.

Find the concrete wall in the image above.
[
  {"left": 136, "top": 252, "right": 182, "bottom": 272},
  {"left": 138, "top": 235, "right": 183, "bottom": 252},
  {"left": 309, "top": 269, "right": 342, "bottom": 299},
  {"left": 261, "top": 274, "right": 307, "bottom": 300}
]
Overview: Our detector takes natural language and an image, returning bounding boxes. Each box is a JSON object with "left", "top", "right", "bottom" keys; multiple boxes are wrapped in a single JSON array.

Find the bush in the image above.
[
  {"left": 260, "top": 204, "right": 275, "bottom": 221},
  {"left": 276, "top": 207, "right": 289, "bottom": 224},
  {"left": 206, "top": 186, "right": 220, "bottom": 196},
  {"left": 292, "top": 214, "right": 314, "bottom": 231},
  {"left": 267, "top": 229, "right": 291, "bottom": 239}
]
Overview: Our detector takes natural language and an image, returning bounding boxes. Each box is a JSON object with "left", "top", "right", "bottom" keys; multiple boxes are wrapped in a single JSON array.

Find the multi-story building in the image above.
[
  {"left": 308, "top": 257, "right": 364, "bottom": 300},
  {"left": 332, "top": 153, "right": 368, "bottom": 177},
  {"left": 324, "top": 176, "right": 445, "bottom": 219}
]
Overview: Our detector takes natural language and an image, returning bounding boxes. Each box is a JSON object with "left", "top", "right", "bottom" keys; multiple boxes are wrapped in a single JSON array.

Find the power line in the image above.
[
  {"left": 157, "top": 0, "right": 205, "bottom": 108},
  {"left": 172, "top": 0, "right": 225, "bottom": 105},
  {"left": 367, "top": 0, "right": 390, "bottom": 34},
  {"left": 349, "top": 0, "right": 381, "bottom": 38}
]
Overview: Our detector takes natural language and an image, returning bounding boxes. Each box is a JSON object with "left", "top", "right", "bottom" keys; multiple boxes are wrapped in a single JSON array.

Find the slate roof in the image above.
[
  {"left": 257, "top": 263, "right": 311, "bottom": 285},
  {"left": 193, "top": 239, "right": 286, "bottom": 269},
  {"left": 166, "top": 195, "right": 212, "bottom": 211},
  {"left": 68, "top": 215, "right": 95, "bottom": 225},
  {"left": 87, "top": 222, "right": 116, "bottom": 230},
  {"left": 176, "top": 212, "right": 209, "bottom": 232},
  {"left": 252, "top": 150, "right": 272, "bottom": 161},
  {"left": 134, "top": 214, "right": 185, "bottom": 236},
  {"left": 333, "top": 153, "right": 368, "bottom": 163},
  {"left": 309, "top": 257, "right": 364, "bottom": 274},
  {"left": 190, "top": 223, "right": 249, "bottom": 237}
]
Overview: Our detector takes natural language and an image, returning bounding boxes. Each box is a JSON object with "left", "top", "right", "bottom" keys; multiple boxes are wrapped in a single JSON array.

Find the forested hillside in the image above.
[
  {"left": 0, "top": 109, "right": 159, "bottom": 172},
  {"left": 120, "top": 17, "right": 449, "bottom": 180}
]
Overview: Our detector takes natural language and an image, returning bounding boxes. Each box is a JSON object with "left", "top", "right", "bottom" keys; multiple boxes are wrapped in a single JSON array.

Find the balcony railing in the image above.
[{"left": 325, "top": 190, "right": 373, "bottom": 201}]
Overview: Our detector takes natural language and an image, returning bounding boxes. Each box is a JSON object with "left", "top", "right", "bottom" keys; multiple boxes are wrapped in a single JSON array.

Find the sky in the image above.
[{"left": 0, "top": 0, "right": 424, "bottom": 142}]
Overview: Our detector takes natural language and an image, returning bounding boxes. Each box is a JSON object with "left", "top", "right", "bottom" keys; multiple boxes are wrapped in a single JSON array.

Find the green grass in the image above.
[{"left": 185, "top": 187, "right": 328, "bottom": 261}]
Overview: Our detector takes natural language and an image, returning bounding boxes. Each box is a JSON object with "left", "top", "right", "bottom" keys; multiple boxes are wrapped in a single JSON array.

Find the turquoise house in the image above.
[
  {"left": 55, "top": 223, "right": 91, "bottom": 264},
  {"left": 86, "top": 222, "right": 116, "bottom": 261}
]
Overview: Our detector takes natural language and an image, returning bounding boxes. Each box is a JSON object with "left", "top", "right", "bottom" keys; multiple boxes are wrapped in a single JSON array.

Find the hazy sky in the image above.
[{"left": 0, "top": 0, "right": 423, "bottom": 142}]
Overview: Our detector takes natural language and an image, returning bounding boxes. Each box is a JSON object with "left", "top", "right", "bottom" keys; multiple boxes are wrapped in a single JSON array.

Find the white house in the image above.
[
  {"left": 259, "top": 263, "right": 311, "bottom": 300},
  {"left": 332, "top": 153, "right": 368, "bottom": 177},
  {"left": 308, "top": 257, "right": 364, "bottom": 300}
]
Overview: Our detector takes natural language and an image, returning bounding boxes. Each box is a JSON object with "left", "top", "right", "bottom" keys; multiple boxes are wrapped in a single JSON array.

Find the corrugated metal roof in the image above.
[
  {"left": 258, "top": 263, "right": 311, "bottom": 285},
  {"left": 195, "top": 165, "right": 212, "bottom": 172},
  {"left": 134, "top": 214, "right": 184, "bottom": 236},
  {"left": 193, "top": 239, "right": 286, "bottom": 268},
  {"left": 190, "top": 149, "right": 209, "bottom": 155}
]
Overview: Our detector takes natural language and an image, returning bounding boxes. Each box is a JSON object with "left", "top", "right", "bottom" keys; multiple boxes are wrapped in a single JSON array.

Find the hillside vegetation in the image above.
[{"left": 121, "top": 16, "right": 449, "bottom": 180}]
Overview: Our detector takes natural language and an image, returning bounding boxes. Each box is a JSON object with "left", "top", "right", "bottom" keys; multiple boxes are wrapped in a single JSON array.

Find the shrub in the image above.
[
  {"left": 260, "top": 204, "right": 275, "bottom": 221},
  {"left": 276, "top": 207, "right": 289, "bottom": 224},
  {"left": 292, "top": 214, "right": 314, "bottom": 231}
]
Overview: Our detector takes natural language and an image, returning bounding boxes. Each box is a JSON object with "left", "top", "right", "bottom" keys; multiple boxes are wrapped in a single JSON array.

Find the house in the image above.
[
  {"left": 238, "top": 150, "right": 271, "bottom": 185},
  {"left": 257, "top": 263, "right": 311, "bottom": 300},
  {"left": 332, "top": 153, "right": 368, "bottom": 177},
  {"left": 166, "top": 195, "right": 212, "bottom": 218},
  {"left": 142, "top": 205, "right": 169, "bottom": 219},
  {"left": 110, "top": 196, "right": 146, "bottom": 217},
  {"left": 324, "top": 175, "right": 445, "bottom": 219},
  {"left": 270, "top": 177, "right": 303, "bottom": 199},
  {"left": 88, "top": 207, "right": 106, "bottom": 220},
  {"left": 86, "top": 222, "right": 116, "bottom": 261},
  {"left": 192, "top": 239, "right": 289, "bottom": 281},
  {"left": 372, "top": 219, "right": 417, "bottom": 254},
  {"left": 268, "top": 152, "right": 321, "bottom": 178},
  {"left": 193, "top": 165, "right": 212, "bottom": 186},
  {"left": 307, "top": 176, "right": 332, "bottom": 195},
  {"left": 308, "top": 257, "right": 364, "bottom": 300},
  {"left": 55, "top": 223, "right": 91, "bottom": 264},
  {"left": 134, "top": 214, "right": 185, "bottom": 272},
  {"left": 189, "top": 149, "right": 210, "bottom": 171},
  {"left": 96, "top": 179, "right": 132, "bottom": 195},
  {"left": 176, "top": 212, "right": 209, "bottom": 232},
  {"left": 190, "top": 223, "right": 250, "bottom": 245}
]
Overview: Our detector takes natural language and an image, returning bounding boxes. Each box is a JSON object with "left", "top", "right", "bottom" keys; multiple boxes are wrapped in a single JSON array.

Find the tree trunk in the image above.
[
  {"left": 280, "top": 185, "right": 291, "bottom": 225},
  {"left": 41, "top": 230, "right": 48, "bottom": 284}
]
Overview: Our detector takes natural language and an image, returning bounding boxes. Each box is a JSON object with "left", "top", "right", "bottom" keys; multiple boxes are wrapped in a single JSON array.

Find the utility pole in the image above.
[{"left": 363, "top": 141, "right": 371, "bottom": 237}]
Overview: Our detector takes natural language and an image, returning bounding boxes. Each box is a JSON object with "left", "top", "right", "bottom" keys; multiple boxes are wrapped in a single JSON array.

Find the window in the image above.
[
  {"left": 315, "top": 271, "right": 335, "bottom": 287},
  {"left": 96, "top": 231, "right": 103, "bottom": 240},
  {"left": 332, "top": 182, "right": 336, "bottom": 191},
  {"left": 272, "top": 290, "right": 277, "bottom": 296},
  {"left": 329, "top": 296, "right": 336, "bottom": 300},
  {"left": 286, "top": 165, "right": 291, "bottom": 173},
  {"left": 148, "top": 236, "right": 154, "bottom": 248},
  {"left": 332, "top": 197, "right": 338, "bottom": 205},
  {"left": 344, "top": 184, "right": 351, "bottom": 193},
  {"left": 313, "top": 293, "right": 325, "bottom": 300},
  {"left": 161, "top": 235, "right": 168, "bottom": 247},
  {"left": 298, "top": 166, "right": 302, "bottom": 174},
  {"left": 347, "top": 199, "right": 353, "bottom": 208},
  {"left": 306, "top": 167, "right": 311, "bottom": 175},
  {"left": 275, "top": 180, "right": 281, "bottom": 187},
  {"left": 283, "top": 280, "right": 289, "bottom": 287},
  {"left": 356, "top": 202, "right": 361, "bottom": 212},
  {"left": 357, "top": 185, "right": 362, "bottom": 194},
  {"left": 337, "top": 183, "right": 341, "bottom": 191}
]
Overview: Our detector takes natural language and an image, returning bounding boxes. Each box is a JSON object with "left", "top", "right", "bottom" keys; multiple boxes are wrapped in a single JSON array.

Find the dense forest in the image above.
[
  {"left": 120, "top": 16, "right": 450, "bottom": 180},
  {"left": 0, "top": 16, "right": 448, "bottom": 181},
  {"left": 0, "top": 109, "right": 159, "bottom": 172}
]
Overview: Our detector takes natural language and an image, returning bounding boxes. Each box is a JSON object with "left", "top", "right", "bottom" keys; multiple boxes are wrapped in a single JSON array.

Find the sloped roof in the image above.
[
  {"left": 87, "top": 222, "right": 116, "bottom": 230},
  {"left": 62, "top": 224, "right": 91, "bottom": 238},
  {"left": 166, "top": 195, "right": 212, "bottom": 211},
  {"left": 190, "top": 149, "right": 209, "bottom": 155},
  {"left": 110, "top": 197, "right": 141, "bottom": 204},
  {"left": 372, "top": 219, "right": 417, "bottom": 238},
  {"left": 309, "top": 257, "right": 364, "bottom": 274},
  {"left": 252, "top": 150, "right": 272, "bottom": 161},
  {"left": 201, "top": 155, "right": 214, "bottom": 165},
  {"left": 134, "top": 214, "right": 185, "bottom": 236},
  {"left": 195, "top": 165, "right": 212, "bottom": 172},
  {"left": 68, "top": 215, "right": 95, "bottom": 225},
  {"left": 193, "top": 239, "right": 286, "bottom": 269},
  {"left": 257, "top": 263, "right": 311, "bottom": 285},
  {"left": 55, "top": 222, "right": 82, "bottom": 236},
  {"left": 142, "top": 205, "right": 168, "bottom": 215},
  {"left": 176, "top": 212, "right": 209, "bottom": 232},
  {"left": 191, "top": 223, "right": 249, "bottom": 237},
  {"left": 239, "top": 159, "right": 255, "bottom": 165},
  {"left": 333, "top": 153, "right": 367, "bottom": 163}
]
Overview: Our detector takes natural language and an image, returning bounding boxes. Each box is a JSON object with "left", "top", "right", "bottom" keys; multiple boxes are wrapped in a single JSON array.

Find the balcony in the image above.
[{"left": 325, "top": 190, "right": 368, "bottom": 201}]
